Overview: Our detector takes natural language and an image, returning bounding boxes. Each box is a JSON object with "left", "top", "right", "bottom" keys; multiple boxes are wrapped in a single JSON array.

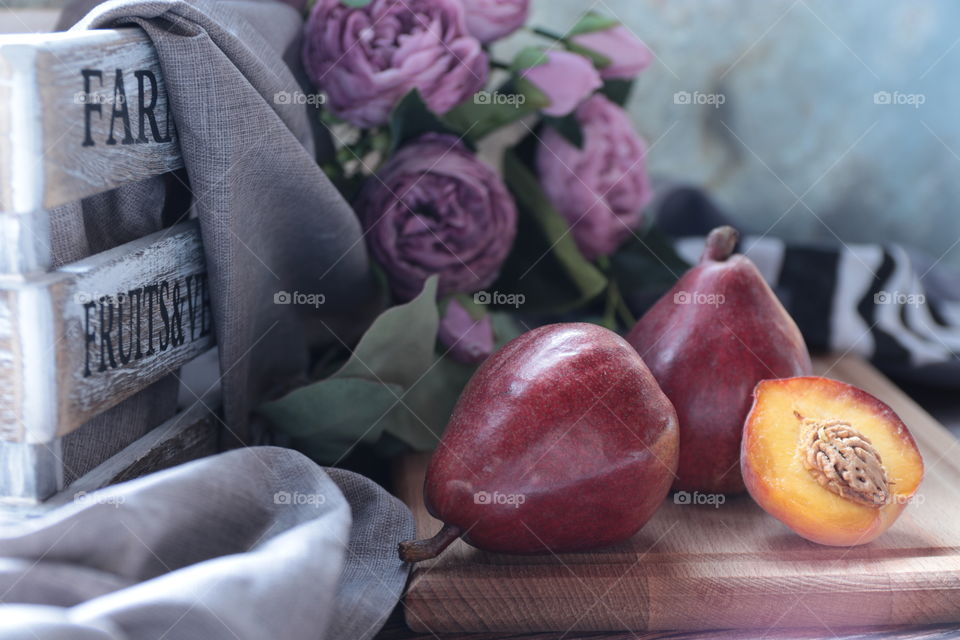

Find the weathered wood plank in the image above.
[
  {"left": 0, "top": 220, "right": 215, "bottom": 443},
  {"left": 0, "top": 401, "right": 217, "bottom": 513},
  {"left": 0, "top": 209, "right": 52, "bottom": 273},
  {"left": 52, "top": 401, "right": 218, "bottom": 503},
  {"left": 0, "top": 29, "right": 182, "bottom": 214},
  {"left": 0, "top": 437, "right": 63, "bottom": 504}
]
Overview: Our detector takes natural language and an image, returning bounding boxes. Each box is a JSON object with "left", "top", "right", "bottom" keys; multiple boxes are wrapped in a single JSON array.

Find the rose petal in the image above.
[
  {"left": 522, "top": 50, "right": 602, "bottom": 117},
  {"left": 303, "top": 0, "right": 488, "bottom": 127}
]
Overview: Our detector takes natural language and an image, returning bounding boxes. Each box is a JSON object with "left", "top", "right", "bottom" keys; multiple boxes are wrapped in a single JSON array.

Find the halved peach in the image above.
[{"left": 741, "top": 377, "right": 924, "bottom": 546}]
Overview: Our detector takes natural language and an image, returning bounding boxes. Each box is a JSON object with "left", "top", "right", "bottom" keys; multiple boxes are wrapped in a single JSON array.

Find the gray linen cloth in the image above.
[
  {"left": 0, "top": 447, "right": 414, "bottom": 639},
  {"left": 55, "top": 0, "right": 380, "bottom": 445}
]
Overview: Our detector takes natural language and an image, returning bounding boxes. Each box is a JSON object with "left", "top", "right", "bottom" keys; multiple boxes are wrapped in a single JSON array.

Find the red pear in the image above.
[
  {"left": 399, "top": 323, "right": 678, "bottom": 562},
  {"left": 626, "top": 226, "right": 812, "bottom": 494}
]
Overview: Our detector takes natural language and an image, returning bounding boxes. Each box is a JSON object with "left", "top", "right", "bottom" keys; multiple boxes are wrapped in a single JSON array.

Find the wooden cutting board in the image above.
[{"left": 393, "top": 354, "right": 960, "bottom": 634}]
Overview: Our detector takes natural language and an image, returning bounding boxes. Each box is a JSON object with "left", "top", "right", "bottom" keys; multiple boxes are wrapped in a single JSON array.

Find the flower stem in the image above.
[
  {"left": 596, "top": 257, "right": 635, "bottom": 330},
  {"left": 615, "top": 289, "right": 636, "bottom": 328},
  {"left": 602, "top": 290, "right": 617, "bottom": 330},
  {"left": 529, "top": 26, "right": 566, "bottom": 42},
  {"left": 598, "top": 257, "right": 617, "bottom": 330}
]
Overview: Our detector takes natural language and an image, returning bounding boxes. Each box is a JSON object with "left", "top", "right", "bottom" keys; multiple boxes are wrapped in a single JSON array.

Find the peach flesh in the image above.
[{"left": 741, "top": 377, "right": 924, "bottom": 546}]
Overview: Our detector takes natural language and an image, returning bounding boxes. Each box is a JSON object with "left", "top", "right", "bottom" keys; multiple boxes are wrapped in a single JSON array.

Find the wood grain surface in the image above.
[{"left": 393, "top": 354, "right": 960, "bottom": 636}]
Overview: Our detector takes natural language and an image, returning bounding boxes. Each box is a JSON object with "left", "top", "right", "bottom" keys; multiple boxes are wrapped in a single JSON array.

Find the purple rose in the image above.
[
  {"left": 571, "top": 25, "right": 653, "bottom": 79},
  {"left": 459, "top": 0, "right": 529, "bottom": 43},
  {"left": 536, "top": 94, "right": 652, "bottom": 260},
  {"left": 357, "top": 134, "right": 518, "bottom": 300},
  {"left": 438, "top": 298, "right": 494, "bottom": 364},
  {"left": 303, "top": 0, "right": 488, "bottom": 127},
  {"left": 520, "top": 50, "right": 601, "bottom": 117}
]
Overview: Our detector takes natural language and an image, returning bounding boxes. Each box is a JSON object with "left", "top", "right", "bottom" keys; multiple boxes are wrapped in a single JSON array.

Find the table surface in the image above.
[{"left": 375, "top": 610, "right": 960, "bottom": 640}]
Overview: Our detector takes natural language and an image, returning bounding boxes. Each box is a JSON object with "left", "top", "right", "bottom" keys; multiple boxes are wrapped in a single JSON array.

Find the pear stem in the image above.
[
  {"left": 398, "top": 523, "right": 463, "bottom": 563},
  {"left": 703, "top": 226, "right": 739, "bottom": 262}
]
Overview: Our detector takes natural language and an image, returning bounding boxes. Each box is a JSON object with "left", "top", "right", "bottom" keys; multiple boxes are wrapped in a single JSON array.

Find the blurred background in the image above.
[{"left": 516, "top": 1, "right": 959, "bottom": 272}]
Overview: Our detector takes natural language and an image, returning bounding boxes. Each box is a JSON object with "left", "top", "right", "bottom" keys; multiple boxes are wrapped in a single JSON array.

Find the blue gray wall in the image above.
[{"left": 520, "top": 1, "right": 960, "bottom": 267}]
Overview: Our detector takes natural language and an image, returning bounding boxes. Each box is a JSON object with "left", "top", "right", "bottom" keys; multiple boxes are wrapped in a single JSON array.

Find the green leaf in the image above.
[
  {"left": 563, "top": 13, "right": 620, "bottom": 71},
  {"left": 542, "top": 113, "right": 584, "bottom": 148},
  {"left": 334, "top": 275, "right": 440, "bottom": 384},
  {"left": 609, "top": 225, "right": 691, "bottom": 316},
  {"left": 389, "top": 90, "right": 462, "bottom": 154},
  {"left": 565, "top": 41, "right": 612, "bottom": 70},
  {"left": 340, "top": 0, "right": 373, "bottom": 7},
  {"left": 443, "top": 47, "right": 558, "bottom": 140},
  {"left": 260, "top": 378, "right": 402, "bottom": 462},
  {"left": 490, "top": 311, "right": 524, "bottom": 346},
  {"left": 510, "top": 46, "right": 550, "bottom": 72},
  {"left": 512, "top": 77, "right": 551, "bottom": 110},
  {"left": 569, "top": 12, "right": 620, "bottom": 36},
  {"left": 443, "top": 78, "right": 545, "bottom": 140},
  {"left": 393, "top": 354, "right": 475, "bottom": 450},
  {"left": 493, "top": 143, "right": 607, "bottom": 313},
  {"left": 258, "top": 276, "right": 476, "bottom": 462},
  {"left": 391, "top": 312, "right": 522, "bottom": 450},
  {"left": 600, "top": 78, "right": 635, "bottom": 107}
]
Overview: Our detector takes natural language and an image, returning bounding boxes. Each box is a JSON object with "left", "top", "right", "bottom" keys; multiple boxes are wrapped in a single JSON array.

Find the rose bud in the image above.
[
  {"left": 303, "top": 0, "right": 488, "bottom": 127},
  {"left": 570, "top": 20, "right": 652, "bottom": 79},
  {"left": 459, "top": 0, "right": 529, "bottom": 43},
  {"left": 356, "top": 134, "right": 518, "bottom": 301},
  {"left": 519, "top": 50, "right": 602, "bottom": 117},
  {"left": 536, "top": 94, "right": 652, "bottom": 261},
  {"left": 438, "top": 298, "right": 494, "bottom": 364}
]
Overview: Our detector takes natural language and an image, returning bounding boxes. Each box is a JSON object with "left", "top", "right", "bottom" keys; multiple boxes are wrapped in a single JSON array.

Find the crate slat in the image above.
[
  {"left": 0, "top": 220, "right": 215, "bottom": 443},
  {"left": 0, "top": 399, "right": 218, "bottom": 509},
  {"left": 0, "top": 28, "right": 183, "bottom": 214}
]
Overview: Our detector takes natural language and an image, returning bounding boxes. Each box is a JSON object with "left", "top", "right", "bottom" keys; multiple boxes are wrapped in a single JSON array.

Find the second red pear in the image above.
[{"left": 626, "top": 226, "right": 812, "bottom": 494}]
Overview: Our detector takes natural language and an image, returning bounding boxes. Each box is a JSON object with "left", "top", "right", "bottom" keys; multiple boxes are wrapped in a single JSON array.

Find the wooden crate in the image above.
[{"left": 0, "top": 28, "right": 218, "bottom": 504}]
